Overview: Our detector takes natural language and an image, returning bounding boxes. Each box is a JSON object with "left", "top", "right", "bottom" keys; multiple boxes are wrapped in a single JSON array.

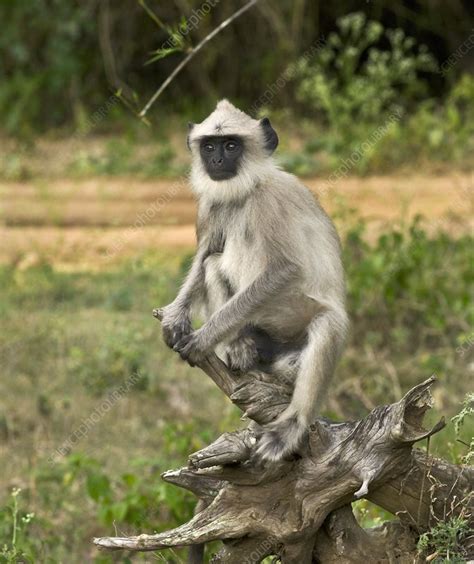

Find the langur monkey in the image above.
[{"left": 157, "top": 100, "right": 349, "bottom": 461}]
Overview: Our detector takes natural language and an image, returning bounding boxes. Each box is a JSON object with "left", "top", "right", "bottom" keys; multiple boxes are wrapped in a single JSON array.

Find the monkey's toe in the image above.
[
  {"left": 256, "top": 413, "right": 307, "bottom": 462},
  {"left": 255, "top": 430, "right": 288, "bottom": 462}
]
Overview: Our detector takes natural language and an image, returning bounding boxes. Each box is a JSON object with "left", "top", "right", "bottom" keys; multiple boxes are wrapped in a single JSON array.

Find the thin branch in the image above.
[
  {"left": 138, "top": 0, "right": 168, "bottom": 31},
  {"left": 139, "top": 0, "right": 261, "bottom": 117}
]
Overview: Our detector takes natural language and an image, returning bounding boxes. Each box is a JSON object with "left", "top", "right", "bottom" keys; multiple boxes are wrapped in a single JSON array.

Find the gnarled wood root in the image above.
[{"left": 93, "top": 316, "right": 473, "bottom": 562}]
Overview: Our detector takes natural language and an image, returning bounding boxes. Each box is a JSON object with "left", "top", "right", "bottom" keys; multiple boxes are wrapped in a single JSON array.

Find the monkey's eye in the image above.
[
  {"left": 225, "top": 141, "right": 238, "bottom": 152},
  {"left": 203, "top": 143, "right": 214, "bottom": 152}
]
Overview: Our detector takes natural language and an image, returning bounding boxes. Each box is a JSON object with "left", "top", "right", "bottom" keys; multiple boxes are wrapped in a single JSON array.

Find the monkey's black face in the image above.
[{"left": 199, "top": 136, "right": 244, "bottom": 181}]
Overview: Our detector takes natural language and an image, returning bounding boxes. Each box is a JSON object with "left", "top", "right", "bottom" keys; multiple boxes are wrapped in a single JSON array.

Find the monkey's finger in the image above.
[
  {"left": 177, "top": 348, "right": 196, "bottom": 367},
  {"left": 173, "top": 334, "right": 192, "bottom": 351},
  {"left": 174, "top": 341, "right": 191, "bottom": 357},
  {"left": 175, "top": 346, "right": 186, "bottom": 358}
]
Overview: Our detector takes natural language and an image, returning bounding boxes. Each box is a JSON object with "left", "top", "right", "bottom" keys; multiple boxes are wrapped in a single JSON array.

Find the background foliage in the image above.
[
  {"left": 0, "top": 1, "right": 473, "bottom": 130},
  {"left": 1, "top": 2, "right": 473, "bottom": 178}
]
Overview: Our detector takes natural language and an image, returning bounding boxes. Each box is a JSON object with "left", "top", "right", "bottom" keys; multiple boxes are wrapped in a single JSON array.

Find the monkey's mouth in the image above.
[{"left": 208, "top": 170, "right": 237, "bottom": 181}]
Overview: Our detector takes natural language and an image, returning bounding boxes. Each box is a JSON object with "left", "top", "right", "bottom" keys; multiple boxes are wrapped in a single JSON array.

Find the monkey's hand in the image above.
[
  {"left": 173, "top": 329, "right": 208, "bottom": 367},
  {"left": 156, "top": 305, "right": 192, "bottom": 350},
  {"left": 225, "top": 336, "right": 259, "bottom": 372},
  {"left": 256, "top": 408, "right": 308, "bottom": 463}
]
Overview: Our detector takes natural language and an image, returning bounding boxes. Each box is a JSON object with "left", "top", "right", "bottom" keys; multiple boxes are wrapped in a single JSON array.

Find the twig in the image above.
[
  {"left": 139, "top": 0, "right": 261, "bottom": 117},
  {"left": 138, "top": 0, "right": 168, "bottom": 31}
]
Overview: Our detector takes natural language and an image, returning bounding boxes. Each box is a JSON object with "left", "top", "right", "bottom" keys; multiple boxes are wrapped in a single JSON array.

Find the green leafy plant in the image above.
[
  {"left": 71, "top": 424, "right": 210, "bottom": 547},
  {"left": 277, "top": 151, "right": 320, "bottom": 176},
  {"left": 344, "top": 216, "right": 473, "bottom": 342},
  {"left": 417, "top": 515, "right": 471, "bottom": 562},
  {"left": 416, "top": 395, "right": 473, "bottom": 562},
  {"left": 296, "top": 12, "right": 436, "bottom": 163},
  {"left": 0, "top": 488, "right": 35, "bottom": 563},
  {"left": 402, "top": 74, "right": 474, "bottom": 164},
  {"left": 451, "top": 393, "right": 474, "bottom": 464},
  {"left": 66, "top": 327, "right": 149, "bottom": 395}
]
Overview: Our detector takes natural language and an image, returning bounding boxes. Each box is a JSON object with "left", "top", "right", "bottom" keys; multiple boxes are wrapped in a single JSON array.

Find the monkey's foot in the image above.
[
  {"left": 256, "top": 411, "right": 307, "bottom": 462},
  {"left": 225, "top": 337, "right": 259, "bottom": 372}
]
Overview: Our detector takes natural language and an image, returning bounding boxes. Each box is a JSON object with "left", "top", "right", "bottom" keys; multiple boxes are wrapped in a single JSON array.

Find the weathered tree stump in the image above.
[{"left": 93, "top": 314, "right": 473, "bottom": 562}]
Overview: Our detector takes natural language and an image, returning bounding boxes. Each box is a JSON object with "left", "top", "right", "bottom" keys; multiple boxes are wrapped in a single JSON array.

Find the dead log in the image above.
[{"left": 93, "top": 313, "right": 473, "bottom": 562}]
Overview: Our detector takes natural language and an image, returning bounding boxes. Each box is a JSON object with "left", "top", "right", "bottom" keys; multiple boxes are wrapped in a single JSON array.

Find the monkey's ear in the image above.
[
  {"left": 187, "top": 122, "right": 195, "bottom": 150},
  {"left": 260, "top": 117, "right": 279, "bottom": 154}
]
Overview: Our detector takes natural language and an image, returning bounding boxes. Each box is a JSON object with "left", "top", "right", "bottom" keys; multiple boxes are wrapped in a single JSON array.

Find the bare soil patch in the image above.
[{"left": 1, "top": 172, "right": 472, "bottom": 268}]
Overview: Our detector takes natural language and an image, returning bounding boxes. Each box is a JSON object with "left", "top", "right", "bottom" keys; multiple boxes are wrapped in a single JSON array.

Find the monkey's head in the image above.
[{"left": 188, "top": 100, "right": 279, "bottom": 202}]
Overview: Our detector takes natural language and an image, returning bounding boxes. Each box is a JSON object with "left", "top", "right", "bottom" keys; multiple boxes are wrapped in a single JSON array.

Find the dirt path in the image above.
[{"left": 1, "top": 173, "right": 472, "bottom": 268}]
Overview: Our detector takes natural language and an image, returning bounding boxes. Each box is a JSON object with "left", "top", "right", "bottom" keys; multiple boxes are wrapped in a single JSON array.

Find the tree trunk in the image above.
[{"left": 93, "top": 313, "right": 473, "bottom": 562}]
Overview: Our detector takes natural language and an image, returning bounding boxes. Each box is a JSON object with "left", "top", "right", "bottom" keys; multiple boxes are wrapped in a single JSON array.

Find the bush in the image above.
[
  {"left": 345, "top": 216, "right": 473, "bottom": 346},
  {"left": 417, "top": 516, "right": 471, "bottom": 562},
  {"left": 296, "top": 12, "right": 437, "bottom": 169},
  {"left": 0, "top": 2, "right": 102, "bottom": 135},
  {"left": 382, "top": 74, "right": 474, "bottom": 167}
]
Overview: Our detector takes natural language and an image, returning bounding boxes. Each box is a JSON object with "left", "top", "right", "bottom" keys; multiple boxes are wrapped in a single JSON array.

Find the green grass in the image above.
[
  {"left": 0, "top": 219, "right": 472, "bottom": 561},
  {"left": 68, "top": 138, "right": 186, "bottom": 179}
]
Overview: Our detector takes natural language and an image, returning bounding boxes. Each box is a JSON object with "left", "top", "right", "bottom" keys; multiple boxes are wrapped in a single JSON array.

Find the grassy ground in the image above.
[{"left": 0, "top": 172, "right": 473, "bottom": 562}]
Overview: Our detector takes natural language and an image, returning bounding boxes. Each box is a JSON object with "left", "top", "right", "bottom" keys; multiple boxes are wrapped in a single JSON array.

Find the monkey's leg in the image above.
[
  {"left": 225, "top": 326, "right": 286, "bottom": 372},
  {"left": 256, "top": 308, "right": 348, "bottom": 462},
  {"left": 225, "top": 326, "right": 260, "bottom": 372},
  {"left": 174, "top": 263, "right": 299, "bottom": 366}
]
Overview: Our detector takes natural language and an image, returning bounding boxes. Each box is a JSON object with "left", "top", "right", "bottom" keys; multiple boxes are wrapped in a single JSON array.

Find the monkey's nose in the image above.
[{"left": 212, "top": 157, "right": 224, "bottom": 166}]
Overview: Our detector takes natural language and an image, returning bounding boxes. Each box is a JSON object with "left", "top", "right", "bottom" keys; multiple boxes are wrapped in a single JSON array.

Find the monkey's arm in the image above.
[
  {"left": 157, "top": 247, "right": 207, "bottom": 348},
  {"left": 174, "top": 261, "right": 299, "bottom": 365},
  {"left": 172, "top": 247, "right": 208, "bottom": 310}
]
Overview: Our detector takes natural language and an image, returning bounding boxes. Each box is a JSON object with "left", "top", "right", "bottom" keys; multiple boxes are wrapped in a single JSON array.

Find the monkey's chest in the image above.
[
  {"left": 219, "top": 233, "right": 263, "bottom": 290},
  {"left": 203, "top": 232, "right": 263, "bottom": 297}
]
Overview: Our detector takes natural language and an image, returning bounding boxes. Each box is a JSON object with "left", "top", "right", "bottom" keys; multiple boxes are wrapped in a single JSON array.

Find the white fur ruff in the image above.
[{"left": 190, "top": 156, "right": 275, "bottom": 204}]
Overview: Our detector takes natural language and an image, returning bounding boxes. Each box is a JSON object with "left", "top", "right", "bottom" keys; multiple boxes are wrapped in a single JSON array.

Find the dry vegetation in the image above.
[{"left": 1, "top": 172, "right": 472, "bottom": 268}]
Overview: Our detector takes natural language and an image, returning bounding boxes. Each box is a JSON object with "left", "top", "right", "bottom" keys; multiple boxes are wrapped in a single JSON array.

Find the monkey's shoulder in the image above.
[{"left": 255, "top": 172, "right": 327, "bottom": 223}]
